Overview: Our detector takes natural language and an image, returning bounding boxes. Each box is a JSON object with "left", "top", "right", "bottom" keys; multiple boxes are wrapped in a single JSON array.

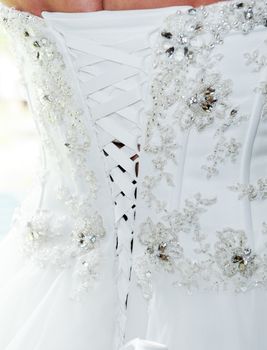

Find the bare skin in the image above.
[
  {"left": 103, "top": 0, "right": 223, "bottom": 10},
  {"left": 0, "top": 0, "right": 103, "bottom": 16},
  {"left": 1, "top": 0, "right": 224, "bottom": 16}
]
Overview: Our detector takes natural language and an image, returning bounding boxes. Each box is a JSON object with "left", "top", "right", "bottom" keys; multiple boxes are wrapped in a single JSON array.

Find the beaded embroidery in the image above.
[
  {"left": 139, "top": 217, "right": 184, "bottom": 272},
  {"left": 14, "top": 187, "right": 107, "bottom": 298},
  {"left": 214, "top": 228, "right": 259, "bottom": 279},
  {"left": 1, "top": 1, "right": 267, "bottom": 303},
  {"left": 178, "top": 72, "right": 233, "bottom": 132},
  {"left": 202, "top": 136, "right": 242, "bottom": 178},
  {"left": 0, "top": 7, "right": 98, "bottom": 195},
  {"left": 136, "top": 0, "right": 267, "bottom": 299},
  {"left": 141, "top": 1, "right": 266, "bottom": 210},
  {"left": 135, "top": 194, "right": 267, "bottom": 298},
  {"left": 229, "top": 178, "right": 267, "bottom": 200},
  {"left": 0, "top": 7, "right": 105, "bottom": 297}
]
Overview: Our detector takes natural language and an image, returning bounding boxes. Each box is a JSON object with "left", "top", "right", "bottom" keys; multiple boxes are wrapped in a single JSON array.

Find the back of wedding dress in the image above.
[
  {"left": 1, "top": 1, "right": 267, "bottom": 350},
  {"left": 0, "top": 4, "right": 179, "bottom": 350}
]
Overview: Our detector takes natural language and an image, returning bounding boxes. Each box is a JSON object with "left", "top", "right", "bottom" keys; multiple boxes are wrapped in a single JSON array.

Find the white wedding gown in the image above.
[{"left": 1, "top": 0, "right": 267, "bottom": 349}]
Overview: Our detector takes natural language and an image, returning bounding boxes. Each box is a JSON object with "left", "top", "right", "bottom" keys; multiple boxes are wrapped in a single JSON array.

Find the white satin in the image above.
[{"left": 0, "top": 1, "right": 267, "bottom": 350}]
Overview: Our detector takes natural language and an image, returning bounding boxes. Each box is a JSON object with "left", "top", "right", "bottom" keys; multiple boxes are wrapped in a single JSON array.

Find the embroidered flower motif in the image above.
[
  {"left": 139, "top": 217, "right": 183, "bottom": 272},
  {"left": 179, "top": 73, "right": 232, "bottom": 131},
  {"left": 161, "top": 28, "right": 196, "bottom": 64},
  {"left": 135, "top": 190, "right": 267, "bottom": 298},
  {"left": 19, "top": 203, "right": 107, "bottom": 298},
  {"left": 143, "top": 122, "right": 179, "bottom": 174},
  {"left": 22, "top": 210, "right": 66, "bottom": 257},
  {"left": 228, "top": 178, "right": 267, "bottom": 200},
  {"left": 135, "top": 193, "right": 217, "bottom": 297},
  {"left": 72, "top": 215, "right": 106, "bottom": 251},
  {"left": 214, "top": 228, "right": 258, "bottom": 279},
  {"left": 202, "top": 106, "right": 247, "bottom": 178},
  {"left": 158, "top": 1, "right": 266, "bottom": 69},
  {"left": 162, "top": 193, "right": 217, "bottom": 236},
  {"left": 140, "top": 175, "right": 169, "bottom": 213},
  {"left": 143, "top": 1, "right": 265, "bottom": 207},
  {"left": 0, "top": 8, "right": 105, "bottom": 294},
  {"left": 202, "top": 136, "right": 241, "bottom": 178},
  {"left": 26, "top": 210, "right": 53, "bottom": 242},
  {"left": 0, "top": 6, "right": 98, "bottom": 200}
]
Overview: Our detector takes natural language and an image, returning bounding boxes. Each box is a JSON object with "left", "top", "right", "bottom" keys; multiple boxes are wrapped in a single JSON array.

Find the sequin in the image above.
[
  {"left": 72, "top": 216, "right": 106, "bottom": 251},
  {"left": 135, "top": 195, "right": 267, "bottom": 298},
  {"left": 142, "top": 1, "right": 267, "bottom": 209},
  {"left": 136, "top": 0, "right": 267, "bottom": 299},
  {"left": 0, "top": 7, "right": 104, "bottom": 297},
  {"left": 214, "top": 228, "right": 258, "bottom": 279},
  {"left": 179, "top": 72, "right": 232, "bottom": 131},
  {"left": 139, "top": 217, "right": 183, "bottom": 272},
  {"left": 161, "top": 31, "right": 173, "bottom": 39}
]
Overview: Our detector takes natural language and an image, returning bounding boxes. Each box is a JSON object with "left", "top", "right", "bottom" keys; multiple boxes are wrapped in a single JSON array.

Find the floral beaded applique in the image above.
[
  {"left": 141, "top": 1, "right": 267, "bottom": 212},
  {"left": 72, "top": 216, "right": 106, "bottom": 251},
  {"left": 12, "top": 204, "right": 105, "bottom": 301},
  {"left": 178, "top": 72, "right": 233, "bottom": 132},
  {"left": 0, "top": 7, "right": 106, "bottom": 298},
  {"left": 135, "top": 193, "right": 267, "bottom": 299},
  {"left": 136, "top": 0, "right": 267, "bottom": 299},
  {"left": 140, "top": 0, "right": 267, "bottom": 208},
  {"left": 0, "top": 6, "right": 99, "bottom": 197},
  {"left": 214, "top": 228, "right": 259, "bottom": 279},
  {"left": 229, "top": 178, "right": 267, "bottom": 201},
  {"left": 16, "top": 187, "right": 108, "bottom": 298},
  {"left": 135, "top": 193, "right": 217, "bottom": 298},
  {"left": 202, "top": 136, "right": 242, "bottom": 179},
  {"left": 138, "top": 217, "right": 183, "bottom": 273}
]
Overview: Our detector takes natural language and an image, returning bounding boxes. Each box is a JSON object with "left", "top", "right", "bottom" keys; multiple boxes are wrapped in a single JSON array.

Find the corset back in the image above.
[{"left": 1, "top": 1, "right": 267, "bottom": 349}]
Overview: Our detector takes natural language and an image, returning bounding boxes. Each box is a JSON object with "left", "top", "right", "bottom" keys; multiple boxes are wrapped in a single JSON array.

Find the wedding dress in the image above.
[{"left": 1, "top": 0, "right": 267, "bottom": 349}]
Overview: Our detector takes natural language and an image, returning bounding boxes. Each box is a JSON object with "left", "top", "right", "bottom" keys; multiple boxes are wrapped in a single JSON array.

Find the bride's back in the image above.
[
  {"left": 0, "top": 0, "right": 224, "bottom": 15},
  {"left": 0, "top": 0, "right": 103, "bottom": 16}
]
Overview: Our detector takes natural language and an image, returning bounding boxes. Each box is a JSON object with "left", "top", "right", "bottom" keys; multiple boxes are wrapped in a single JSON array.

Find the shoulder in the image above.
[{"left": 0, "top": 0, "right": 46, "bottom": 16}]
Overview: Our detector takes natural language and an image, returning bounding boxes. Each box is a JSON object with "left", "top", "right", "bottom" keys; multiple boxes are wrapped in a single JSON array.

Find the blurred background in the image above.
[{"left": 0, "top": 29, "right": 39, "bottom": 239}]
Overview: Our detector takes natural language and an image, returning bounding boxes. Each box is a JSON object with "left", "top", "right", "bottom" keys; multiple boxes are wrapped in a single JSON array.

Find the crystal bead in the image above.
[
  {"left": 161, "top": 31, "right": 173, "bottom": 39},
  {"left": 165, "top": 46, "right": 175, "bottom": 57}
]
